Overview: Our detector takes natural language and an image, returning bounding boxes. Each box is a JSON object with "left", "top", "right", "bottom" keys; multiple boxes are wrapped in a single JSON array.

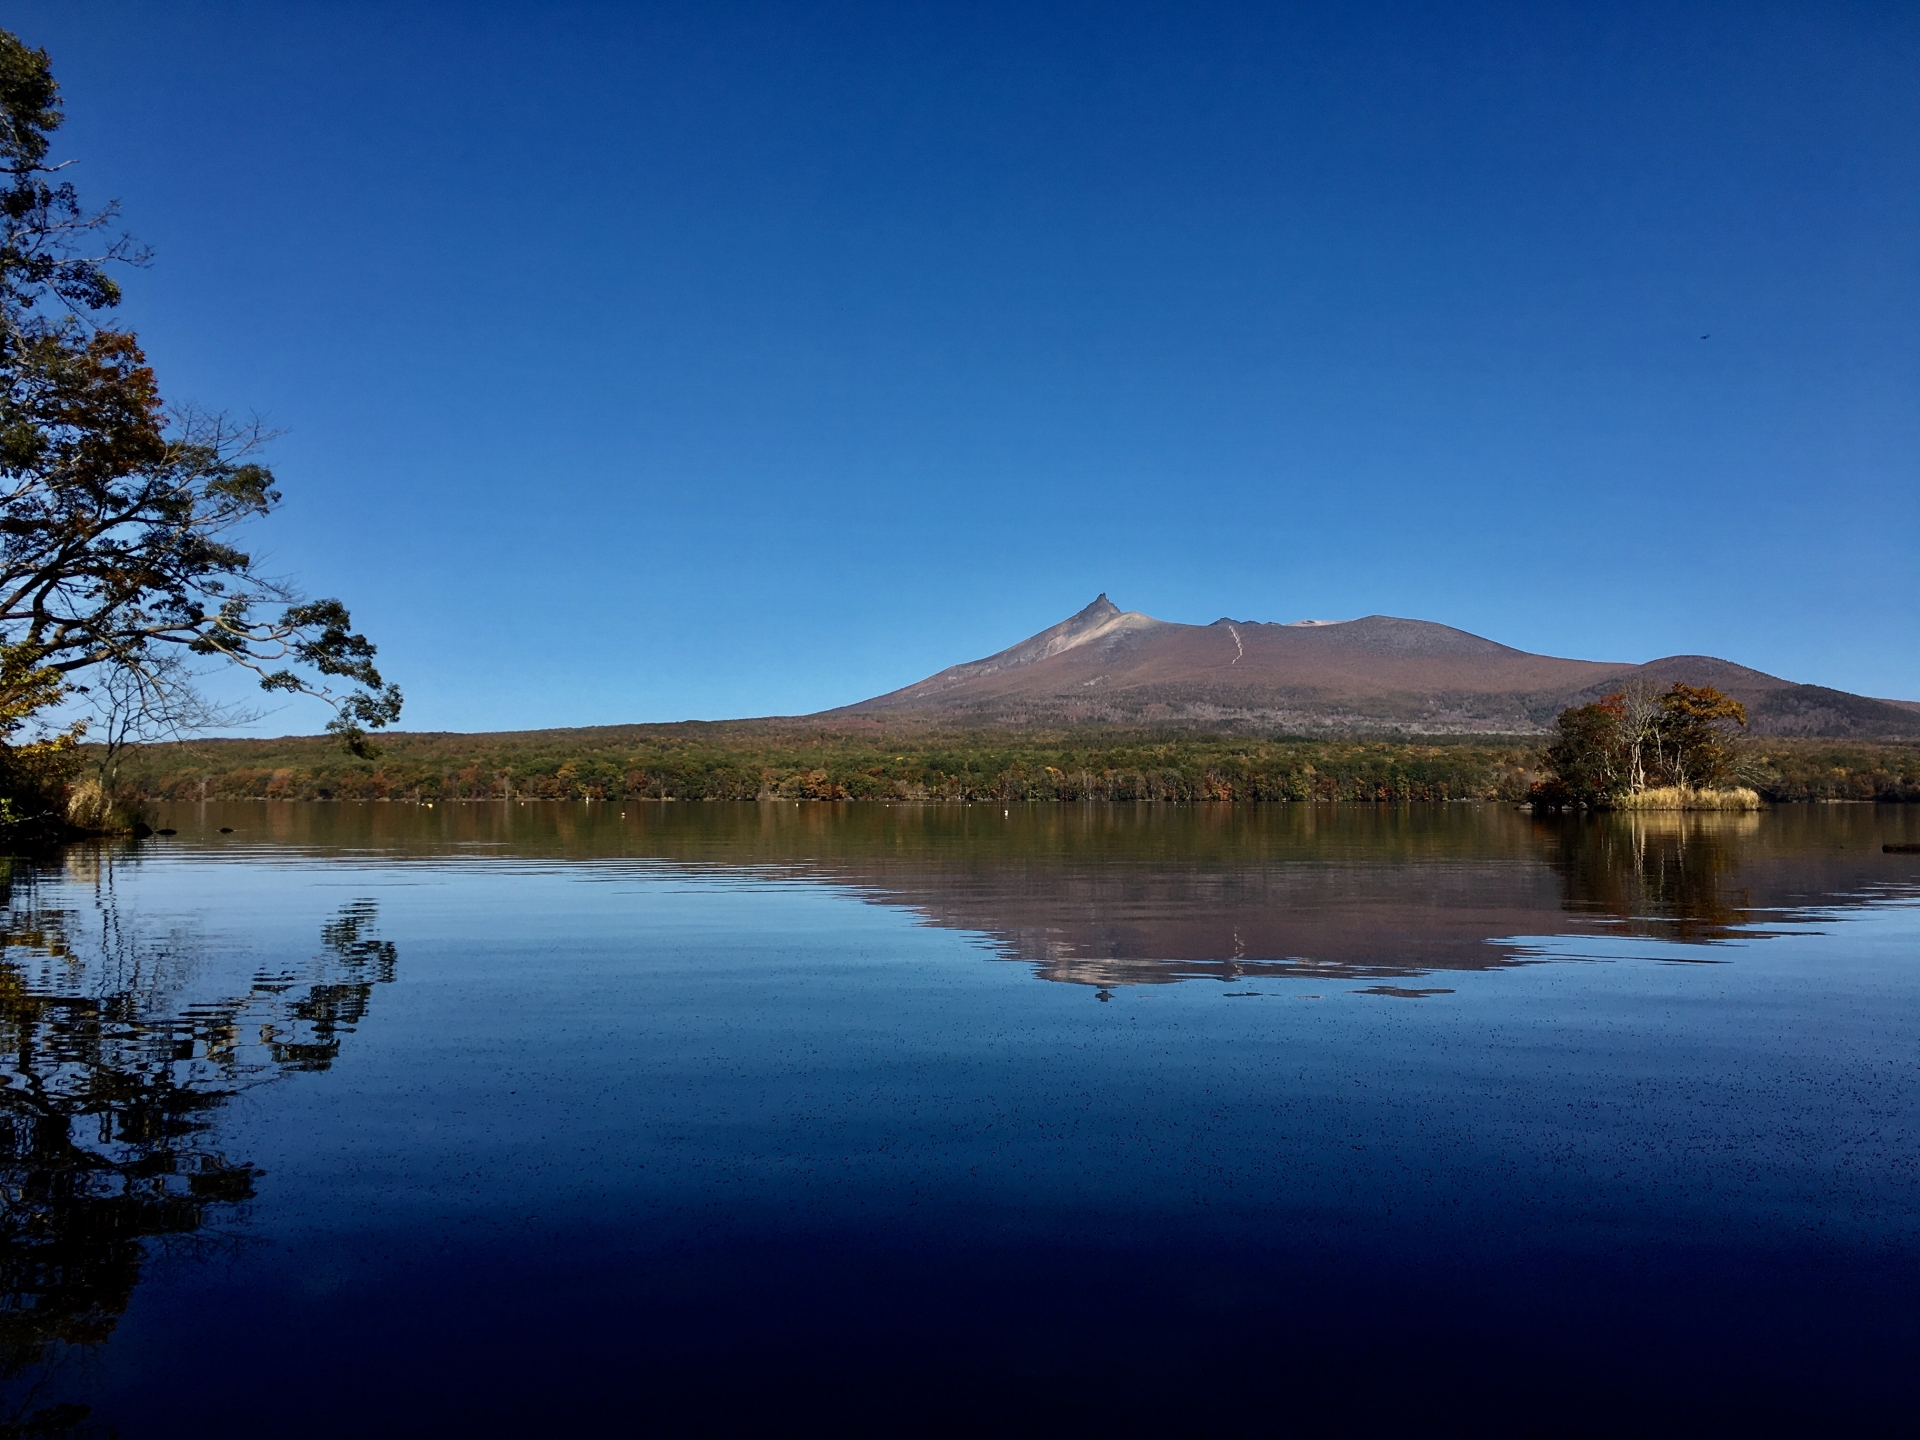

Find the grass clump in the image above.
[
  {"left": 1612, "top": 785, "right": 1762, "bottom": 812},
  {"left": 63, "top": 778, "right": 148, "bottom": 833}
]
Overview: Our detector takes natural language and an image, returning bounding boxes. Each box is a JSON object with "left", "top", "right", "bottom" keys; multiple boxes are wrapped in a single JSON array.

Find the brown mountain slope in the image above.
[{"left": 832, "top": 595, "right": 1920, "bottom": 738}]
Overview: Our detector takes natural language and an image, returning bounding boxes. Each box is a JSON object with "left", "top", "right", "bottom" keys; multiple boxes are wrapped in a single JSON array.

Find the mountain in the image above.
[{"left": 829, "top": 596, "right": 1920, "bottom": 738}]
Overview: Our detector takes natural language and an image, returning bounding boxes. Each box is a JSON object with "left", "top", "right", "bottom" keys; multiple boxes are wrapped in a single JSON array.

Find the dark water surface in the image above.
[{"left": 4, "top": 801, "right": 1918, "bottom": 1434}]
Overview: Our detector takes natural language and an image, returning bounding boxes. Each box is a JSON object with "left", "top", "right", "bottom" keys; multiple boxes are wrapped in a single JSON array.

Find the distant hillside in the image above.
[{"left": 831, "top": 596, "right": 1920, "bottom": 739}]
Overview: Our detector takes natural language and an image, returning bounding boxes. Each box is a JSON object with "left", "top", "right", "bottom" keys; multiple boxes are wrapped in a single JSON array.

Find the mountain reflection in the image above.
[
  {"left": 815, "top": 807, "right": 1878, "bottom": 984},
  {"left": 0, "top": 855, "right": 396, "bottom": 1436},
  {"left": 154, "top": 800, "right": 1920, "bottom": 991}
]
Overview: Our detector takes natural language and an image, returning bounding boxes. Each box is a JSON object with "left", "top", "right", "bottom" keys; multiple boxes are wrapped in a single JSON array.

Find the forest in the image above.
[{"left": 105, "top": 723, "right": 1920, "bottom": 805}]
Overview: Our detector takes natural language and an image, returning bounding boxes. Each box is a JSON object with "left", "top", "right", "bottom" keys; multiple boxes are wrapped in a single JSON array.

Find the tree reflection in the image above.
[
  {"left": 0, "top": 859, "right": 397, "bottom": 1436},
  {"left": 1533, "top": 811, "right": 1759, "bottom": 942}
]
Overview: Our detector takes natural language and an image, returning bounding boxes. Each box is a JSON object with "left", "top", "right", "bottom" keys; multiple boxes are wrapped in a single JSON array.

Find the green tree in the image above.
[{"left": 0, "top": 29, "right": 398, "bottom": 829}]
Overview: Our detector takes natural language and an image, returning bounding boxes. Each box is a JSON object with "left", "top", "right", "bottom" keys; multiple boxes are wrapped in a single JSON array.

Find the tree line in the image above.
[
  {"left": 100, "top": 721, "right": 1920, "bottom": 806},
  {"left": 123, "top": 731, "right": 1542, "bottom": 805}
]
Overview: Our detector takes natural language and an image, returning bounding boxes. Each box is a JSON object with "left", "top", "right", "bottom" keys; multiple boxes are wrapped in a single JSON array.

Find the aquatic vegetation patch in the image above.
[{"left": 1613, "top": 785, "right": 1764, "bottom": 811}]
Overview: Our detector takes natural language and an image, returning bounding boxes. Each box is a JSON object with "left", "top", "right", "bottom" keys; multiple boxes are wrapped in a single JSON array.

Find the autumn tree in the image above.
[
  {"left": 1534, "top": 683, "right": 1748, "bottom": 808},
  {"left": 1536, "top": 695, "right": 1628, "bottom": 808},
  {"left": 0, "top": 29, "right": 399, "bottom": 825},
  {"left": 1650, "top": 683, "right": 1747, "bottom": 789}
]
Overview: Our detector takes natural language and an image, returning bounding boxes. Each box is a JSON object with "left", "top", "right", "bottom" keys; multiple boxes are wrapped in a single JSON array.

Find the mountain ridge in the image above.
[{"left": 827, "top": 597, "right": 1920, "bottom": 739}]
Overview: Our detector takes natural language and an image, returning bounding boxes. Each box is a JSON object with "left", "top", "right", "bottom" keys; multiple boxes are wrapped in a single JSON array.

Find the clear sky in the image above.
[{"left": 11, "top": 1, "right": 1917, "bottom": 732}]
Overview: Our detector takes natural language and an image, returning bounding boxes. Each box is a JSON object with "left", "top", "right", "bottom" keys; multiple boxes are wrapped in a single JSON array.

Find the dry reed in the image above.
[
  {"left": 1613, "top": 785, "right": 1763, "bottom": 812},
  {"left": 64, "top": 778, "right": 147, "bottom": 833}
]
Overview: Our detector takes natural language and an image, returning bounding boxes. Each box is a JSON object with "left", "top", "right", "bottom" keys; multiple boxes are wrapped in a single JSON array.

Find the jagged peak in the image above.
[{"left": 879, "top": 593, "right": 1161, "bottom": 694}]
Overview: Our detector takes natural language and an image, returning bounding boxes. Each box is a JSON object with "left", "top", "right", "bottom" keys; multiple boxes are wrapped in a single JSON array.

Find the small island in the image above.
[{"left": 1531, "top": 683, "right": 1762, "bottom": 811}]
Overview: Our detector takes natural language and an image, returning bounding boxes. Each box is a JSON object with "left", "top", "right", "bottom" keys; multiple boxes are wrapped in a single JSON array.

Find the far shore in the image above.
[{"left": 68, "top": 727, "right": 1920, "bottom": 809}]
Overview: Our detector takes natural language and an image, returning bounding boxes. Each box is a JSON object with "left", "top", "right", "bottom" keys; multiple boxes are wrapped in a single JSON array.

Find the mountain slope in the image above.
[{"left": 831, "top": 596, "right": 1920, "bottom": 738}]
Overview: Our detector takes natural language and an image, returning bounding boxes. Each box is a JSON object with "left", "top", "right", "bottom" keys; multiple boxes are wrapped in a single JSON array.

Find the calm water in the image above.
[{"left": 4, "top": 801, "right": 1918, "bottom": 1434}]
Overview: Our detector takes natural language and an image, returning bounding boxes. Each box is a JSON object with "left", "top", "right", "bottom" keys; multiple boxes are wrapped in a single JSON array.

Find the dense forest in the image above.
[{"left": 105, "top": 723, "right": 1920, "bottom": 805}]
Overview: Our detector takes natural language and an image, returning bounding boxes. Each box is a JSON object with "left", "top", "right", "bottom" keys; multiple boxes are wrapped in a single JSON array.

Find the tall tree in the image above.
[
  {"left": 1539, "top": 695, "right": 1628, "bottom": 807},
  {"left": 1652, "top": 683, "right": 1747, "bottom": 789},
  {"left": 0, "top": 28, "right": 399, "bottom": 807}
]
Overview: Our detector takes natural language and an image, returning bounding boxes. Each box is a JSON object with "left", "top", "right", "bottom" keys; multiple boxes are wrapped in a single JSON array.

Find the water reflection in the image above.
[
  {"left": 2, "top": 801, "right": 1906, "bottom": 1434},
  {"left": 150, "top": 800, "right": 1920, "bottom": 989},
  {"left": 0, "top": 855, "right": 397, "bottom": 1436},
  {"left": 1535, "top": 812, "right": 1762, "bottom": 943}
]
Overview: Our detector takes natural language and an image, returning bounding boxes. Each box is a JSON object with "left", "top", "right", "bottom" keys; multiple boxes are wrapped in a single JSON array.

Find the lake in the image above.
[{"left": 4, "top": 801, "right": 1917, "bottom": 1434}]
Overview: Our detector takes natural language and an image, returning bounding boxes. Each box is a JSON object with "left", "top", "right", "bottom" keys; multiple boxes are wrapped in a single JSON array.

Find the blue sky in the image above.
[{"left": 12, "top": 1, "right": 1917, "bottom": 731}]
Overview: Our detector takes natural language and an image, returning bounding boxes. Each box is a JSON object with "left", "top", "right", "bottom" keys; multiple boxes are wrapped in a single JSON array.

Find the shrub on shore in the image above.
[{"left": 62, "top": 778, "right": 149, "bottom": 834}]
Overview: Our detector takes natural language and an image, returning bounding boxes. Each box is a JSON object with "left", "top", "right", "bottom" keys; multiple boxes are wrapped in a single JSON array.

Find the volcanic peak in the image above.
[{"left": 831, "top": 596, "right": 1919, "bottom": 739}]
